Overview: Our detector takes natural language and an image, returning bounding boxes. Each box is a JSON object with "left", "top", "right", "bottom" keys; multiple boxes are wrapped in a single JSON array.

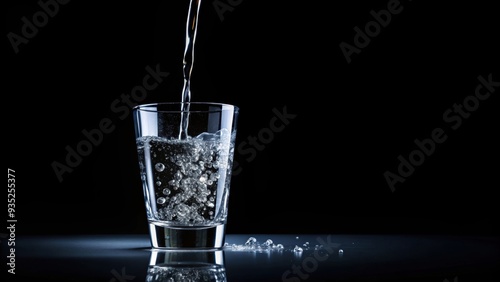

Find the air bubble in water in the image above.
[
  {"left": 175, "top": 203, "right": 189, "bottom": 218},
  {"left": 157, "top": 197, "right": 166, "bottom": 204},
  {"left": 174, "top": 171, "right": 182, "bottom": 180},
  {"left": 155, "top": 163, "right": 165, "bottom": 172}
]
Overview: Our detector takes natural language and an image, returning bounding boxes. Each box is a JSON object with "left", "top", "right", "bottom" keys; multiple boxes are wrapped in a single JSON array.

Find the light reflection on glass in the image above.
[{"left": 146, "top": 249, "right": 226, "bottom": 282}]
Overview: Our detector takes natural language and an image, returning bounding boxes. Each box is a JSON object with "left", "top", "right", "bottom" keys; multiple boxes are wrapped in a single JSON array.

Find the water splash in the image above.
[{"left": 224, "top": 236, "right": 328, "bottom": 253}]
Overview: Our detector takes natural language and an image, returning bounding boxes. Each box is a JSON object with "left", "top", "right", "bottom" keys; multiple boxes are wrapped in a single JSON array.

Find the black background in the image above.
[{"left": 5, "top": 0, "right": 499, "bottom": 237}]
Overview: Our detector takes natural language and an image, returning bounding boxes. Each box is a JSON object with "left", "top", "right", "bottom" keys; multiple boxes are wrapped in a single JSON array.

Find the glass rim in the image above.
[{"left": 133, "top": 102, "right": 239, "bottom": 113}]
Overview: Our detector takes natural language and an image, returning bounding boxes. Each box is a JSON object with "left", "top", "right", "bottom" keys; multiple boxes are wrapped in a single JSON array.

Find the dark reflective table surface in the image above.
[{"left": 3, "top": 234, "right": 499, "bottom": 281}]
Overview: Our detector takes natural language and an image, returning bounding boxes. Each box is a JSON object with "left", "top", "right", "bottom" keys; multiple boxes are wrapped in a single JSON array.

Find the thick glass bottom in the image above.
[{"left": 148, "top": 222, "right": 226, "bottom": 250}]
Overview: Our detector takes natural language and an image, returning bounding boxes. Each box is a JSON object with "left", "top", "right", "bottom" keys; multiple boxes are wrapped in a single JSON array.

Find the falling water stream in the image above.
[{"left": 179, "top": 0, "right": 202, "bottom": 140}]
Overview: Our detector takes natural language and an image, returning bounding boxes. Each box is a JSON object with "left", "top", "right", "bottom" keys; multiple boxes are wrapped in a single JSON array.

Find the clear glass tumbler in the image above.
[{"left": 133, "top": 102, "right": 239, "bottom": 249}]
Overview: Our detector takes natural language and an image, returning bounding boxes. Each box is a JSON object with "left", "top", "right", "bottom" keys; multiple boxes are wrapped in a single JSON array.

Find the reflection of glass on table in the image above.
[{"left": 147, "top": 249, "right": 226, "bottom": 282}]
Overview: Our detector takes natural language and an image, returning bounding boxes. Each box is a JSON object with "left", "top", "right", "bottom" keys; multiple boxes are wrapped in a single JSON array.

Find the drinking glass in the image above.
[{"left": 133, "top": 102, "right": 239, "bottom": 249}]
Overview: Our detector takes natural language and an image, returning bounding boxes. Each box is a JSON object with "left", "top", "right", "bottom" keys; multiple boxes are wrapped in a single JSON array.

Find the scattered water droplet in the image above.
[{"left": 245, "top": 237, "right": 257, "bottom": 246}]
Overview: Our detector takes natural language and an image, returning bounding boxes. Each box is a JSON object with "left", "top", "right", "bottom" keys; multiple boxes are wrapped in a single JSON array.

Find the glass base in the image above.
[{"left": 148, "top": 223, "right": 226, "bottom": 250}]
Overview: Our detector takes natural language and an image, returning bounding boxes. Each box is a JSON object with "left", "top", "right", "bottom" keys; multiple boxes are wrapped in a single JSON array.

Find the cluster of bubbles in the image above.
[{"left": 137, "top": 129, "right": 234, "bottom": 225}]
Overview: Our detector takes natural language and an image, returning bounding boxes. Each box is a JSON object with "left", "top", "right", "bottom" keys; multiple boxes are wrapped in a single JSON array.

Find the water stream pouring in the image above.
[{"left": 179, "top": 0, "right": 203, "bottom": 140}]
